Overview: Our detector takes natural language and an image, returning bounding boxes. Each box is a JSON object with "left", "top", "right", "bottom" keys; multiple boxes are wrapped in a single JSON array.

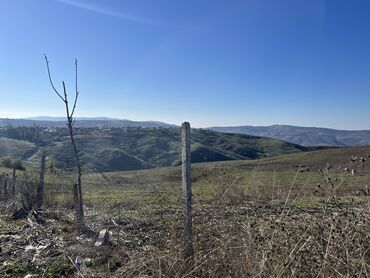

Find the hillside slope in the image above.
[
  {"left": 0, "top": 127, "right": 307, "bottom": 172},
  {"left": 0, "top": 117, "right": 175, "bottom": 128},
  {"left": 221, "top": 145, "right": 370, "bottom": 172},
  {"left": 211, "top": 125, "right": 370, "bottom": 146},
  {"left": 0, "top": 138, "right": 35, "bottom": 158}
]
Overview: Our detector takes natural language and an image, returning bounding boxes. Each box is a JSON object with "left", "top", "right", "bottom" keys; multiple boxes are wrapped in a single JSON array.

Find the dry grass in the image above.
[{"left": 0, "top": 157, "right": 370, "bottom": 277}]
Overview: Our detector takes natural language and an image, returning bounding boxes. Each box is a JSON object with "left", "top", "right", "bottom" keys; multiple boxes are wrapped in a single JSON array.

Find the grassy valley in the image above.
[{"left": 0, "top": 126, "right": 307, "bottom": 172}]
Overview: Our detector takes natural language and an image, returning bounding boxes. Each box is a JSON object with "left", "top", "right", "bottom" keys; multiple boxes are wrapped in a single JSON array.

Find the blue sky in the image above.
[{"left": 0, "top": 0, "right": 370, "bottom": 129}]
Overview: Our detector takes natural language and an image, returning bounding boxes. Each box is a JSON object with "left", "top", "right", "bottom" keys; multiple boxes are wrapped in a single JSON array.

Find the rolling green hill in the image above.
[
  {"left": 95, "top": 144, "right": 370, "bottom": 190},
  {"left": 0, "top": 138, "right": 35, "bottom": 158},
  {"left": 0, "top": 117, "right": 175, "bottom": 128},
  {"left": 0, "top": 127, "right": 307, "bottom": 172},
  {"left": 220, "top": 144, "right": 370, "bottom": 172}
]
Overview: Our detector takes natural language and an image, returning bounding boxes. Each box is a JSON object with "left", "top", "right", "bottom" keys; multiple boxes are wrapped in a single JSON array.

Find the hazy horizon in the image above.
[{"left": 2, "top": 115, "right": 370, "bottom": 131}]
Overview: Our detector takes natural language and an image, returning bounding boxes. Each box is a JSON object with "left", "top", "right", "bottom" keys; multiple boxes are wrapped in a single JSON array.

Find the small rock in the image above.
[
  {"left": 84, "top": 258, "right": 93, "bottom": 266},
  {"left": 27, "top": 218, "right": 34, "bottom": 227},
  {"left": 75, "top": 256, "right": 82, "bottom": 267},
  {"left": 25, "top": 245, "right": 36, "bottom": 252},
  {"left": 94, "top": 229, "right": 110, "bottom": 247}
]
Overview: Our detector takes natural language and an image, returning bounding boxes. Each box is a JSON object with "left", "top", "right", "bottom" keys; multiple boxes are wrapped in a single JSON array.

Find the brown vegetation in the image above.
[{"left": 0, "top": 152, "right": 369, "bottom": 277}]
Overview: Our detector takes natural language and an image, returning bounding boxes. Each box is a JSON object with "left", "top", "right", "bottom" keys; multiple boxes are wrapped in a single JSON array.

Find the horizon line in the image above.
[{"left": 1, "top": 116, "right": 370, "bottom": 131}]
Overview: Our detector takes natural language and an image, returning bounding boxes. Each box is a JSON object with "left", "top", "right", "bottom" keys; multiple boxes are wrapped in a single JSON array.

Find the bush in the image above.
[
  {"left": 1, "top": 156, "right": 13, "bottom": 168},
  {"left": 47, "top": 159, "right": 56, "bottom": 173},
  {"left": 12, "top": 159, "right": 25, "bottom": 170},
  {"left": 1, "top": 157, "right": 25, "bottom": 170}
]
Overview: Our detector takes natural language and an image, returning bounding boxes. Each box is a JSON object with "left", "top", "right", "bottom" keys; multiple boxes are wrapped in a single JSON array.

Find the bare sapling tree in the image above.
[{"left": 44, "top": 54, "right": 85, "bottom": 232}]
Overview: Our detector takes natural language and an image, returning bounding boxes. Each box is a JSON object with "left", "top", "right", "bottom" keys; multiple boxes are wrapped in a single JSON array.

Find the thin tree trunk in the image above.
[{"left": 66, "top": 115, "right": 84, "bottom": 232}]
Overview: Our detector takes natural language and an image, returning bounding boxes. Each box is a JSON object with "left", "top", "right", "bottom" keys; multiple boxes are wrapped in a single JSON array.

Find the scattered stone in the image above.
[
  {"left": 75, "top": 256, "right": 82, "bottom": 267},
  {"left": 84, "top": 257, "right": 93, "bottom": 266},
  {"left": 27, "top": 217, "right": 34, "bottom": 227},
  {"left": 94, "top": 229, "right": 110, "bottom": 247},
  {"left": 25, "top": 244, "right": 36, "bottom": 252}
]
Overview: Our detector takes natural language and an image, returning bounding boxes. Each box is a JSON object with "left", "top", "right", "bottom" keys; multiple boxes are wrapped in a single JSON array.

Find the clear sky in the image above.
[{"left": 0, "top": 0, "right": 370, "bottom": 129}]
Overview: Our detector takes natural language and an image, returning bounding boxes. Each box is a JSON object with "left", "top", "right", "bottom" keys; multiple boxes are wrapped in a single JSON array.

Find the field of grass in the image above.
[{"left": 1, "top": 147, "right": 370, "bottom": 277}]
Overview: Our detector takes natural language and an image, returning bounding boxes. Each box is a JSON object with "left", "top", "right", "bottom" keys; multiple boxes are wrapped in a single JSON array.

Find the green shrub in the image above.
[
  {"left": 12, "top": 159, "right": 25, "bottom": 170},
  {"left": 1, "top": 156, "right": 13, "bottom": 168},
  {"left": 1, "top": 156, "right": 25, "bottom": 170}
]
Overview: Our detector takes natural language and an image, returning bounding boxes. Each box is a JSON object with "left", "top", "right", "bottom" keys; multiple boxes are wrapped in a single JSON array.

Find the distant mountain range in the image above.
[
  {"left": 26, "top": 116, "right": 123, "bottom": 121},
  {"left": 1, "top": 118, "right": 370, "bottom": 147},
  {"left": 0, "top": 117, "right": 176, "bottom": 128},
  {"left": 211, "top": 125, "right": 370, "bottom": 147}
]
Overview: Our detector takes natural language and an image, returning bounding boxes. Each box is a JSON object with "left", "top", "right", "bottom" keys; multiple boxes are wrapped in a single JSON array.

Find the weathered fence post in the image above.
[
  {"left": 0, "top": 174, "right": 2, "bottom": 197},
  {"left": 182, "top": 122, "right": 193, "bottom": 264},
  {"left": 36, "top": 152, "right": 46, "bottom": 207},
  {"left": 11, "top": 168, "right": 16, "bottom": 197},
  {"left": 4, "top": 174, "right": 8, "bottom": 196},
  {"left": 0, "top": 173, "right": 4, "bottom": 199}
]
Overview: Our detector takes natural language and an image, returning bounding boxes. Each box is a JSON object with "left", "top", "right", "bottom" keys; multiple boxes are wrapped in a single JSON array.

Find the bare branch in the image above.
[
  {"left": 44, "top": 54, "right": 65, "bottom": 102},
  {"left": 75, "top": 58, "right": 78, "bottom": 95},
  {"left": 71, "top": 59, "right": 79, "bottom": 118},
  {"left": 62, "top": 81, "right": 68, "bottom": 101},
  {"left": 70, "top": 92, "right": 79, "bottom": 119}
]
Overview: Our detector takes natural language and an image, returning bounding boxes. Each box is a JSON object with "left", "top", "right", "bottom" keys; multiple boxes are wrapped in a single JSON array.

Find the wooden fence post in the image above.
[
  {"left": 0, "top": 173, "right": 3, "bottom": 199},
  {"left": 4, "top": 174, "right": 8, "bottom": 196},
  {"left": 182, "top": 122, "right": 193, "bottom": 263},
  {"left": 11, "top": 168, "right": 16, "bottom": 196},
  {"left": 36, "top": 152, "right": 46, "bottom": 207}
]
